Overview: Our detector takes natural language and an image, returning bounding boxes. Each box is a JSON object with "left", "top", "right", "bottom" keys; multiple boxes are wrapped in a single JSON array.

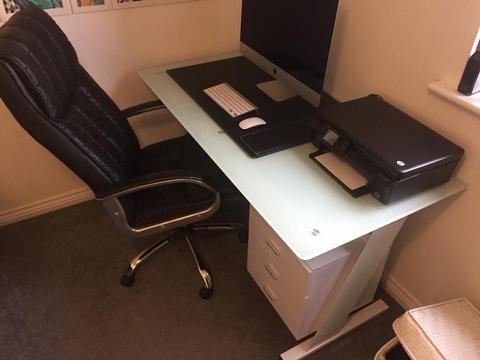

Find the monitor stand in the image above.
[{"left": 256, "top": 79, "right": 296, "bottom": 102}]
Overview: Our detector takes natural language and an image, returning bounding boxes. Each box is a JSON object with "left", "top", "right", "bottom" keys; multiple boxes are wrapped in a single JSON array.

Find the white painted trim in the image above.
[
  {"left": 427, "top": 80, "right": 480, "bottom": 117},
  {"left": 381, "top": 272, "right": 422, "bottom": 310},
  {"left": 0, "top": 187, "right": 93, "bottom": 227}
]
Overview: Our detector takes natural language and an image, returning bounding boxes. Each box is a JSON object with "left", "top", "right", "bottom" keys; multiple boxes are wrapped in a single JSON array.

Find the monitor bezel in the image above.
[{"left": 239, "top": 1, "right": 340, "bottom": 108}]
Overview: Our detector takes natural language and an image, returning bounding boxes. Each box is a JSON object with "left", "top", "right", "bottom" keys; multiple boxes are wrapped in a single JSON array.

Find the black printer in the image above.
[{"left": 311, "top": 95, "right": 464, "bottom": 204}]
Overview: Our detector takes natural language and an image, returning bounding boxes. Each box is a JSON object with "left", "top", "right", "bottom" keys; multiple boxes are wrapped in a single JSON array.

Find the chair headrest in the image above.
[{"left": 0, "top": 7, "right": 79, "bottom": 120}]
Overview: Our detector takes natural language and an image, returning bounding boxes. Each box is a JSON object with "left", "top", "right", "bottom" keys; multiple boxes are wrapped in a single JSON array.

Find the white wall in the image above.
[
  {"left": 325, "top": 0, "right": 480, "bottom": 308},
  {"left": 0, "top": 0, "right": 242, "bottom": 224}
]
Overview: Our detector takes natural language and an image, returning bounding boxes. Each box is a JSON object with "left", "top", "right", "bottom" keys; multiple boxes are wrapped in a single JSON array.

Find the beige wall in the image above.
[
  {"left": 0, "top": 0, "right": 242, "bottom": 223},
  {"left": 325, "top": 0, "right": 480, "bottom": 308}
]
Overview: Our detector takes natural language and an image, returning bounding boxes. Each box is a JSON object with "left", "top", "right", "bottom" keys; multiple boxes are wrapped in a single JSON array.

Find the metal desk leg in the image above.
[{"left": 281, "top": 218, "right": 407, "bottom": 360}]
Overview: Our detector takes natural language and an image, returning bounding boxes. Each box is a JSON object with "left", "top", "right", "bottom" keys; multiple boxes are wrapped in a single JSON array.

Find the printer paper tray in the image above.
[{"left": 309, "top": 149, "right": 370, "bottom": 198}]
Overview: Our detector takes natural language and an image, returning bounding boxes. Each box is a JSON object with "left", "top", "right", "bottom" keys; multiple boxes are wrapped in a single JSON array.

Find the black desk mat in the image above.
[{"left": 167, "top": 56, "right": 316, "bottom": 157}]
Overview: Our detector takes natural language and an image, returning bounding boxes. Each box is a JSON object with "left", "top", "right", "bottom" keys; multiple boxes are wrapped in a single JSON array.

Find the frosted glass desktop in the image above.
[{"left": 139, "top": 54, "right": 465, "bottom": 359}]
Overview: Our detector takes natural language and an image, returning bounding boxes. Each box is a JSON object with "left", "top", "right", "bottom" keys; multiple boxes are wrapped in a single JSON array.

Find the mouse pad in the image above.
[
  {"left": 167, "top": 56, "right": 316, "bottom": 157},
  {"left": 240, "top": 122, "right": 311, "bottom": 157}
]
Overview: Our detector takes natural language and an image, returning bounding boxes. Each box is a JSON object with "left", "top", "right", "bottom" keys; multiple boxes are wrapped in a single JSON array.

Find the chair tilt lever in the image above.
[{"left": 192, "top": 223, "right": 249, "bottom": 243}]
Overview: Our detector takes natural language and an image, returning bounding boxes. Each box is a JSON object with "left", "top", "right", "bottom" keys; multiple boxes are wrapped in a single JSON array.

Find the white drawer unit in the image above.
[{"left": 247, "top": 207, "right": 351, "bottom": 340}]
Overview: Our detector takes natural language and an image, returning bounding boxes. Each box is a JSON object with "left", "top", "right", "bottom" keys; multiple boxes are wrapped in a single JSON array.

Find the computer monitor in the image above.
[{"left": 240, "top": 0, "right": 339, "bottom": 107}]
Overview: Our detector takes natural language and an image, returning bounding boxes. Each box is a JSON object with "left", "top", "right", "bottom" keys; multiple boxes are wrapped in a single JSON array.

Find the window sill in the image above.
[{"left": 427, "top": 80, "right": 480, "bottom": 117}]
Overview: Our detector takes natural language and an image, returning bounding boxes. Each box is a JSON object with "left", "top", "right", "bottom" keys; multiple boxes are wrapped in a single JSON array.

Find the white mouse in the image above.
[{"left": 238, "top": 117, "right": 267, "bottom": 130}]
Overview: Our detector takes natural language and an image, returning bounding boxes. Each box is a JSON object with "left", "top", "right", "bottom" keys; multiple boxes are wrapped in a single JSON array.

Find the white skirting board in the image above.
[
  {"left": 0, "top": 187, "right": 93, "bottom": 227},
  {"left": 381, "top": 272, "right": 422, "bottom": 310}
]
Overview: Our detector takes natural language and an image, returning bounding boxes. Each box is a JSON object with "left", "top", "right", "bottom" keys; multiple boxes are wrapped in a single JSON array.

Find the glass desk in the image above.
[{"left": 139, "top": 54, "right": 465, "bottom": 359}]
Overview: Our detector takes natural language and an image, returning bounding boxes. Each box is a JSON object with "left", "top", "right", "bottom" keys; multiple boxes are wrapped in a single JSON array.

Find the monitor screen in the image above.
[{"left": 240, "top": 0, "right": 339, "bottom": 98}]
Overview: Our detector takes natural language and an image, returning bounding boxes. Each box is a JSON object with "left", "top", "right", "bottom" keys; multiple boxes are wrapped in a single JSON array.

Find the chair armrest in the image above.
[
  {"left": 95, "top": 169, "right": 217, "bottom": 200},
  {"left": 122, "top": 100, "right": 166, "bottom": 118},
  {"left": 96, "top": 169, "right": 221, "bottom": 237}
]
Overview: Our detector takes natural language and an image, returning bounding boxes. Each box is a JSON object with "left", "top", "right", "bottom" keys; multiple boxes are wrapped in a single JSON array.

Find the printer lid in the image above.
[{"left": 318, "top": 96, "right": 464, "bottom": 180}]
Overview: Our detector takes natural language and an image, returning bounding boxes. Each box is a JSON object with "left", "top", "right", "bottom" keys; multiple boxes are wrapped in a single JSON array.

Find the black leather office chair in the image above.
[{"left": 0, "top": 7, "right": 248, "bottom": 299}]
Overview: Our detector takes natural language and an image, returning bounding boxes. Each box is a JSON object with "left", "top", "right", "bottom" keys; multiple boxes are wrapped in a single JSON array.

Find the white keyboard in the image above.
[{"left": 203, "top": 82, "right": 257, "bottom": 118}]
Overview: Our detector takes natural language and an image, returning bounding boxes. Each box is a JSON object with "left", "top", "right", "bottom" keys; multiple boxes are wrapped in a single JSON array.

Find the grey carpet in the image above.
[{"left": 0, "top": 201, "right": 403, "bottom": 360}]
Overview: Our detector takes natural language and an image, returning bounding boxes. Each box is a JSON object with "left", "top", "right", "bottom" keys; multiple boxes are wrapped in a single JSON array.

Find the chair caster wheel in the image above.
[
  {"left": 199, "top": 286, "right": 213, "bottom": 300},
  {"left": 120, "top": 268, "right": 135, "bottom": 287},
  {"left": 238, "top": 228, "right": 248, "bottom": 243}
]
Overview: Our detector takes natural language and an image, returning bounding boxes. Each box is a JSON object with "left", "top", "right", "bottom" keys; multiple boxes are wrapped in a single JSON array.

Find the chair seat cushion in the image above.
[
  {"left": 136, "top": 136, "right": 186, "bottom": 176},
  {"left": 125, "top": 134, "right": 245, "bottom": 228},
  {"left": 131, "top": 183, "right": 215, "bottom": 228}
]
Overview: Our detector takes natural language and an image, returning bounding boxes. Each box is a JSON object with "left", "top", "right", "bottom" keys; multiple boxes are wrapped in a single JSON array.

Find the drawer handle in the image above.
[
  {"left": 265, "top": 240, "right": 281, "bottom": 256},
  {"left": 261, "top": 284, "right": 277, "bottom": 302},
  {"left": 264, "top": 263, "right": 279, "bottom": 280}
]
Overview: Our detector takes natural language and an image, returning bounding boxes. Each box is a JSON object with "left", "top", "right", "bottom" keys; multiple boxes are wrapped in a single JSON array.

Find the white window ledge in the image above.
[{"left": 427, "top": 80, "right": 480, "bottom": 117}]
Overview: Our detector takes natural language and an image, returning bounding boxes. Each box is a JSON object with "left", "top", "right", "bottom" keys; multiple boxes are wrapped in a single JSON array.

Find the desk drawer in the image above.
[
  {"left": 248, "top": 231, "right": 309, "bottom": 310},
  {"left": 249, "top": 207, "right": 293, "bottom": 257},
  {"left": 247, "top": 206, "right": 352, "bottom": 339},
  {"left": 247, "top": 258, "right": 302, "bottom": 335},
  {"left": 248, "top": 207, "right": 309, "bottom": 272}
]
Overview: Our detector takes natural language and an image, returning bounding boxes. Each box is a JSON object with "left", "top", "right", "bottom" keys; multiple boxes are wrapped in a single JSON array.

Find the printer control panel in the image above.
[{"left": 318, "top": 126, "right": 350, "bottom": 156}]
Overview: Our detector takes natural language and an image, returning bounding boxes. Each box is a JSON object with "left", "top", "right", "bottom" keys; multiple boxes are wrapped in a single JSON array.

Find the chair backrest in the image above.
[{"left": 0, "top": 7, "right": 140, "bottom": 193}]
